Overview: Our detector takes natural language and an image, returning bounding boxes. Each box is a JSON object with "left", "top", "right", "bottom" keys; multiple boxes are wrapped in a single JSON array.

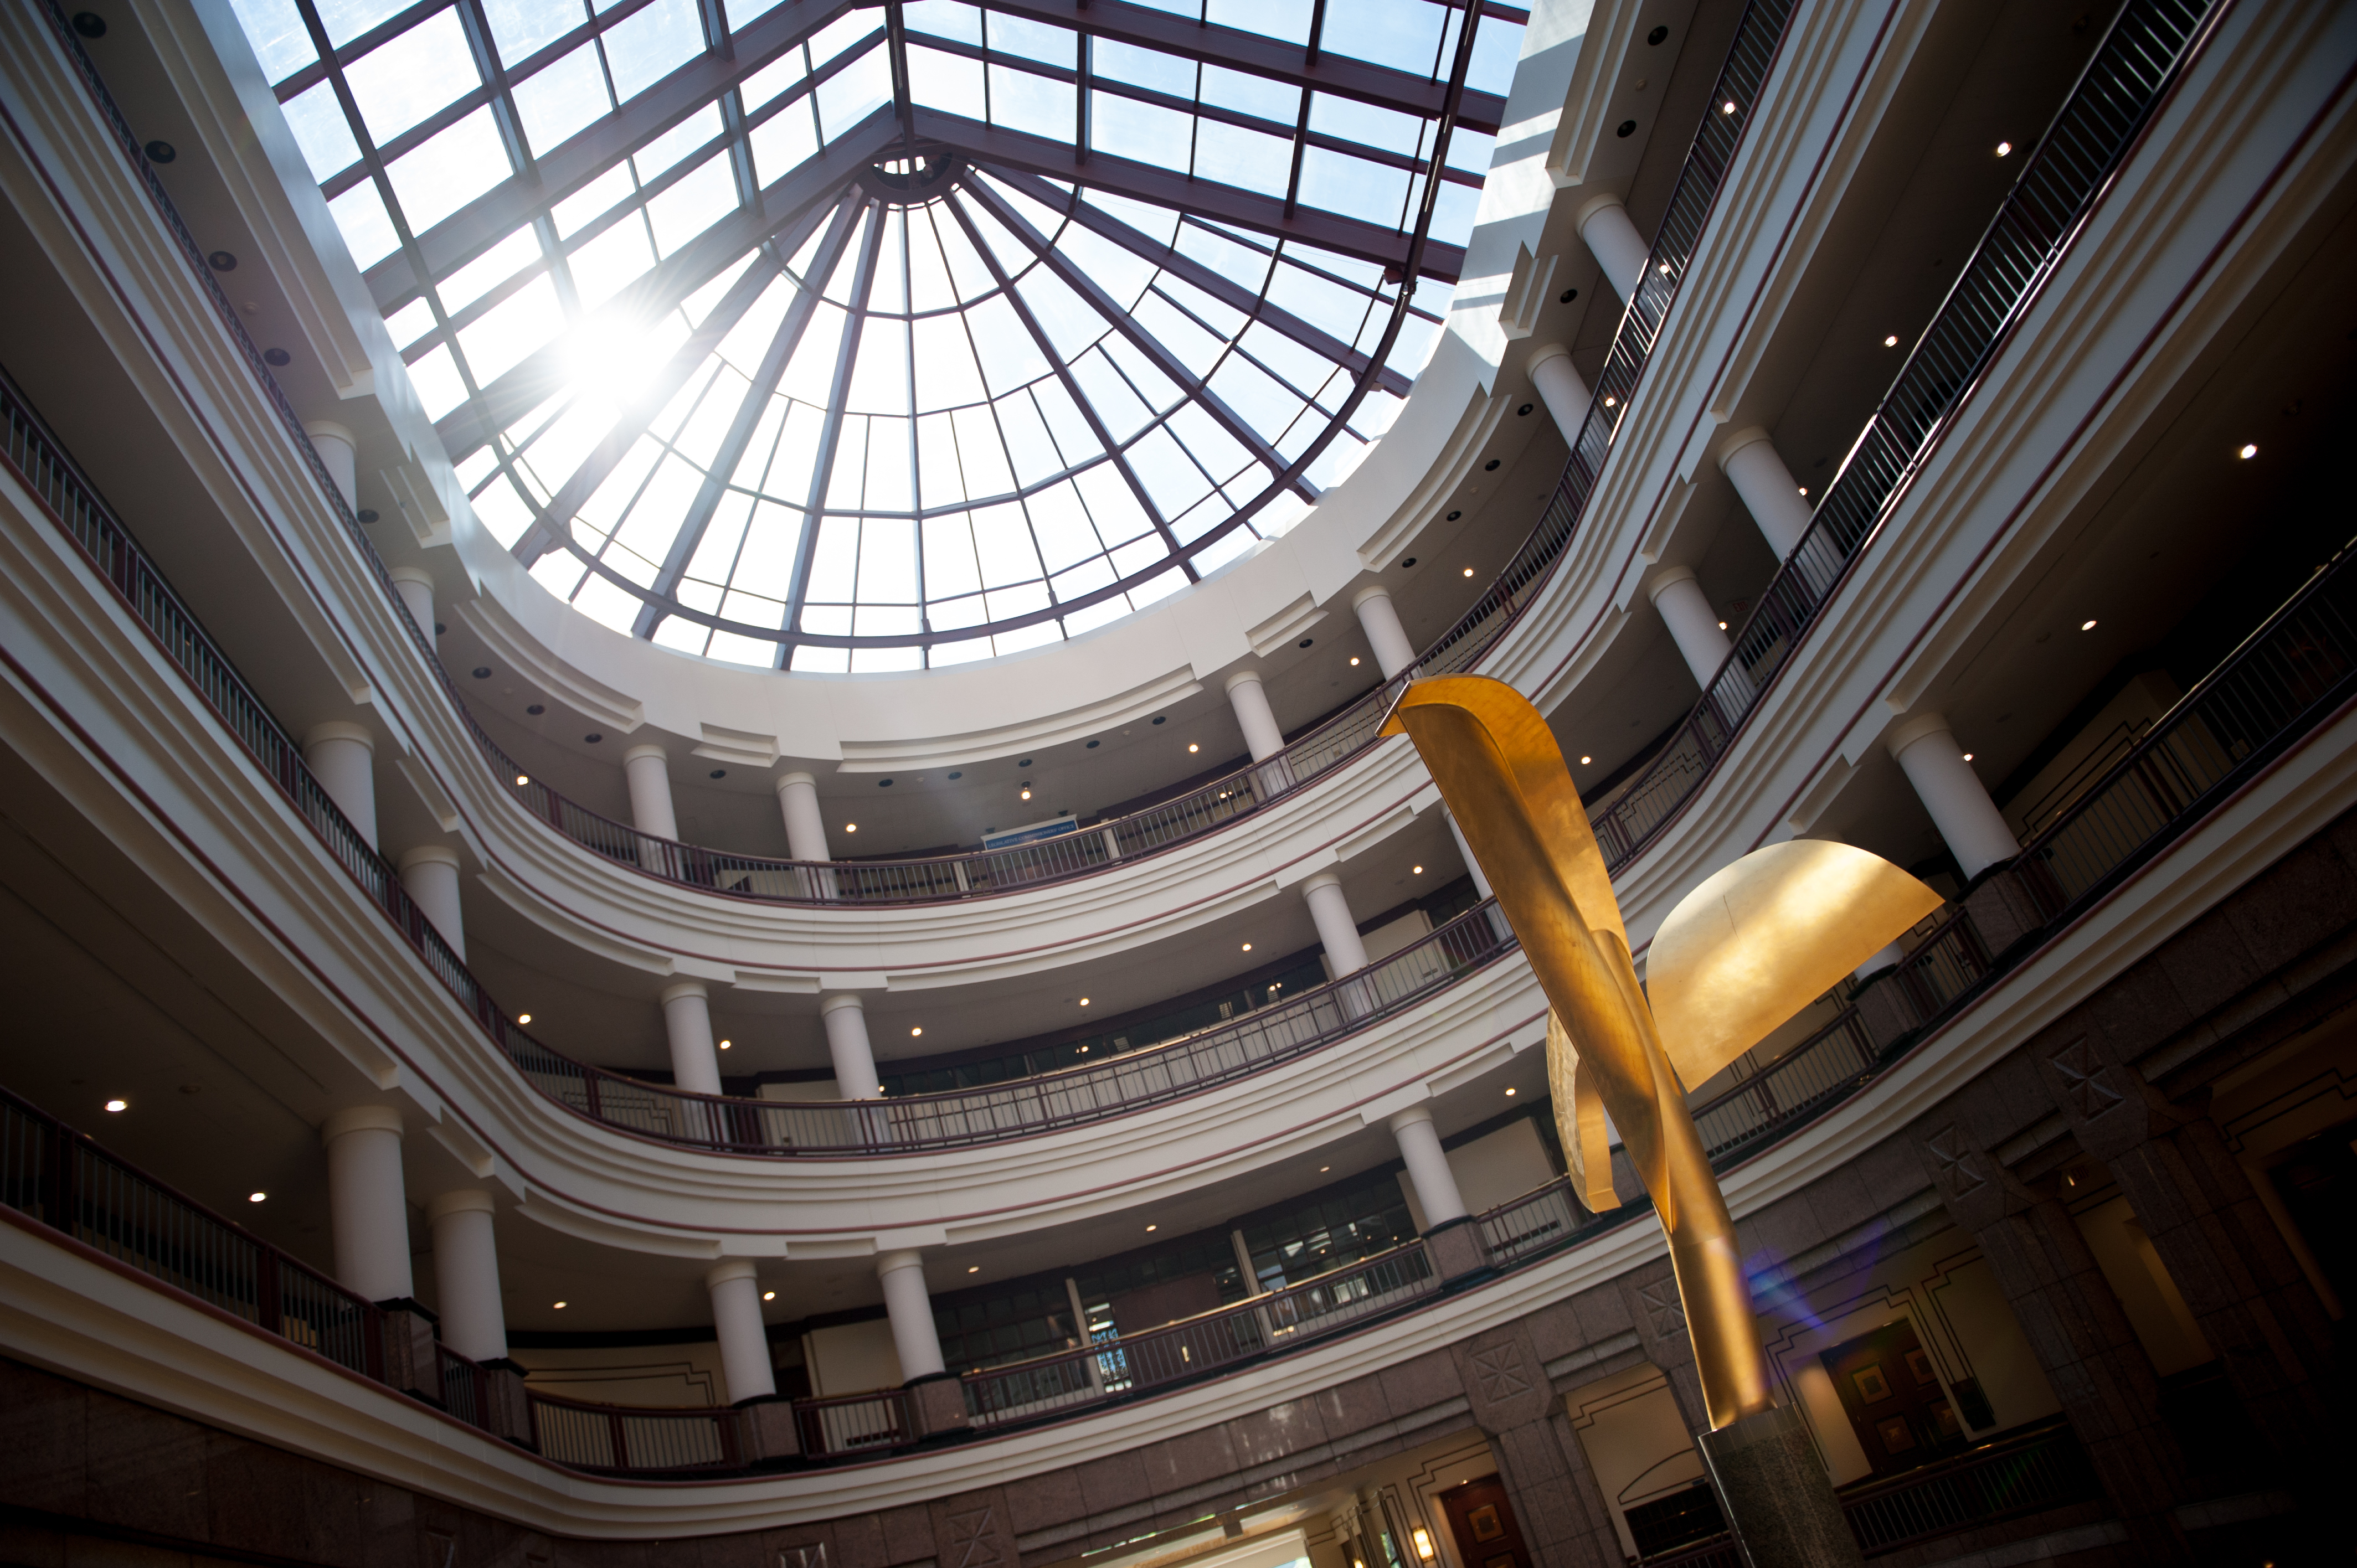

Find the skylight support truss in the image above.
[{"left": 783, "top": 203, "right": 887, "bottom": 646}]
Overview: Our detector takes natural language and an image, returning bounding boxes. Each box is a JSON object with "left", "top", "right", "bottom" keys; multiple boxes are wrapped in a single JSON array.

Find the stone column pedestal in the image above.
[
  {"left": 1423, "top": 1215, "right": 1491, "bottom": 1283},
  {"left": 907, "top": 1372, "right": 970, "bottom": 1439},
  {"left": 478, "top": 1359, "right": 534, "bottom": 1447},
  {"left": 1695, "top": 1403, "right": 1862, "bottom": 1568},
  {"left": 737, "top": 1394, "right": 802, "bottom": 1462},
  {"left": 378, "top": 1302, "right": 439, "bottom": 1401}
]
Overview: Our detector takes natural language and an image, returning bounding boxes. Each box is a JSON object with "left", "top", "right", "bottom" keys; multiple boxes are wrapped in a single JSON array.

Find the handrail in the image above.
[
  {"left": 28, "top": 0, "right": 1796, "bottom": 913},
  {"left": 1584, "top": 0, "right": 2221, "bottom": 875},
  {"left": 5, "top": 524, "right": 2347, "bottom": 1475}
]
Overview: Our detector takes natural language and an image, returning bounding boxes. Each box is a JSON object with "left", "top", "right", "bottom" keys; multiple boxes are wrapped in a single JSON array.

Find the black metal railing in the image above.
[{"left": 1587, "top": 0, "right": 2219, "bottom": 874}]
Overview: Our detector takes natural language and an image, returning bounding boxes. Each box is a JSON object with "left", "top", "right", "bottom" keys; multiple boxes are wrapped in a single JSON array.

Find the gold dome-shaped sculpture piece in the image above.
[{"left": 1380, "top": 675, "right": 1939, "bottom": 1428}]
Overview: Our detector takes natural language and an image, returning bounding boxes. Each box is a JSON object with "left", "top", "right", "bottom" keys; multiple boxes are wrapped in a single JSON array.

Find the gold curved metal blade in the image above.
[
  {"left": 1646, "top": 839, "right": 1944, "bottom": 1090},
  {"left": 1546, "top": 1010, "right": 1622, "bottom": 1213},
  {"left": 1380, "top": 675, "right": 1623, "bottom": 947}
]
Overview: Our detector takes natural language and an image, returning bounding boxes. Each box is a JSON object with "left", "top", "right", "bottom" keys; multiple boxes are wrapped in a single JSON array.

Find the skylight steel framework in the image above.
[{"left": 234, "top": 0, "right": 1522, "bottom": 666}]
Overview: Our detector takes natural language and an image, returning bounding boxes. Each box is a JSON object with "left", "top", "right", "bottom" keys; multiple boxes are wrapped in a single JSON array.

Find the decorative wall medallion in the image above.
[
  {"left": 948, "top": 1506, "right": 1004, "bottom": 1568},
  {"left": 1923, "top": 1126, "right": 1986, "bottom": 1198},
  {"left": 1471, "top": 1341, "right": 1531, "bottom": 1403},
  {"left": 2049, "top": 1036, "right": 2125, "bottom": 1120},
  {"left": 1640, "top": 1278, "right": 1685, "bottom": 1338}
]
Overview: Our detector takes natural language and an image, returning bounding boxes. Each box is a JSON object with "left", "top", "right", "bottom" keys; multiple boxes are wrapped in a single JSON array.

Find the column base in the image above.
[
  {"left": 477, "top": 1361, "right": 534, "bottom": 1447},
  {"left": 1696, "top": 1404, "right": 1862, "bottom": 1568},
  {"left": 375, "top": 1302, "right": 439, "bottom": 1402},
  {"left": 734, "top": 1393, "right": 802, "bottom": 1462},
  {"left": 905, "top": 1371, "right": 970, "bottom": 1440},
  {"left": 1423, "top": 1216, "right": 1493, "bottom": 1284}
]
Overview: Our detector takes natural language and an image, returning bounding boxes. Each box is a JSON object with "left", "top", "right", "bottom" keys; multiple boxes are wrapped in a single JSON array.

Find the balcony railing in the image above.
[
  {"left": 4, "top": 518, "right": 2346, "bottom": 1477},
  {"left": 962, "top": 1240, "right": 1438, "bottom": 1428}
]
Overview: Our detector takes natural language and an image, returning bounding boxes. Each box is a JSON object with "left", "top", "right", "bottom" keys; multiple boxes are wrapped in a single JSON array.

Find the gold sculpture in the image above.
[{"left": 1381, "top": 677, "right": 1940, "bottom": 1427}]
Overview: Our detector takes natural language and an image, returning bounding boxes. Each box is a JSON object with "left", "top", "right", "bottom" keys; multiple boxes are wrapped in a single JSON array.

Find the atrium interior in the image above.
[{"left": 0, "top": 0, "right": 2351, "bottom": 1565}]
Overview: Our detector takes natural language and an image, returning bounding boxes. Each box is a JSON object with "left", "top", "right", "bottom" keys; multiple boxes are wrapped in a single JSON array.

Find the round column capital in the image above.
[
  {"left": 819, "top": 992, "right": 869, "bottom": 1017},
  {"left": 303, "top": 720, "right": 374, "bottom": 754},
  {"left": 622, "top": 742, "right": 669, "bottom": 766},
  {"left": 1300, "top": 868, "right": 1344, "bottom": 894},
  {"left": 397, "top": 843, "right": 462, "bottom": 874},
  {"left": 1222, "top": 666, "right": 1267, "bottom": 693},
  {"left": 387, "top": 565, "right": 434, "bottom": 590},
  {"left": 303, "top": 419, "right": 357, "bottom": 447},
  {"left": 1644, "top": 564, "right": 1701, "bottom": 602},
  {"left": 660, "top": 979, "right": 711, "bottom": 1006},
  {"left": 1573, "top": 190, "right": 1629, "bottom": 230},
  {"left": 321, "top": 1104, "right": 404, "bottom": 1146},
  {"left": 875, "top": 1248, "right": 927, "bottom": 1280},
  {"left": 1386, "top": 1102, "right": 1437, "bottom": 1133},
  {"left": 1524, "top": 341, "right": 1572, "bottom": 371},
  {"left": 1885, "top": 711, "right": 1957, "bottom": 760},
  {"left": 704, "top": 1258, "right": 760, "bottom": 1290},
  {"left": 775, "top": 770, "right": 818, "bottom": 793},
  {"left": 1715, "top": 425, "right": 1779, "bottom": 471},
  {"left": 426, "top": 1188, "right": 496, "bottom": 1223},
  {"left": 1349, "top": 582, "right": 1396, "bottom": 611}
]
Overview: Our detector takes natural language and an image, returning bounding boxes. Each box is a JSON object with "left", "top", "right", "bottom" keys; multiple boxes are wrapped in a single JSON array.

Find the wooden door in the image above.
[
  {"left": 1819, "top": 1319, "right": 1965, "bottom": 1477},
  {"left": 1437, "top": 1476, "right": 1531, "bottom": 1568}
]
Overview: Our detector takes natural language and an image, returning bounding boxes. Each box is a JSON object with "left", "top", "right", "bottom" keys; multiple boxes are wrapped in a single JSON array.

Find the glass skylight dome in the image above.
[{"left": 230, "top": 0, "right": 1524, "bottom": 669}]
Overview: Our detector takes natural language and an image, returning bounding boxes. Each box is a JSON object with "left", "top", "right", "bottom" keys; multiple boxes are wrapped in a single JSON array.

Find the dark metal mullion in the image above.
[
  {"left": 981, "top": 166, "right": 1408, "bottom": 395},
  {"left": 630, "top": 194, "right": 866, "bottom": 636},
  {"left": 783, "top": 203, "right": 886, "bottom": 642},
  {"left": 1282, "top": 87, "right": 1310, "bottom": 216},
  {"left": 895, "top": 213, "right": 925, "bottom": 639},
  {"left": 317, "top": 83, "right": 500, "bottom": 198},
  {"left": 275, "top": 0, "right": 469, "bottom": 99},
  {"left": 1074, "top": 30, "right": 1092, "bottom": 163},
  {"left": 884, "top": 1, "right": 919, "bottom": 172},
  {"left": 963, "top": 179, "right": 1312, "bottom": 501},
  {"left": 941, "top": 191, "right": 1190, "bottom": 576}
]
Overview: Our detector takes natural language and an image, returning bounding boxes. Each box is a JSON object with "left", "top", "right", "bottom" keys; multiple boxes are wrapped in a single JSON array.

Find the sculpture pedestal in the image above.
[{"left": 1696, "top": 1404, "right": 1861, "bottom": 1568}]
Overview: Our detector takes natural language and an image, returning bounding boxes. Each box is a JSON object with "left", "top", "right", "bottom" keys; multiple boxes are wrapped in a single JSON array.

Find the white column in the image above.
[
  {"left": 775, "top": 771, "right": 832, "bottom": 860},
  {"left": 1444, "top": 811, "right": 1494, "bottom": 899},
  {"left": 704, "top": 1260, "right": 776, "bottom": 1404},
  {"left": 1388, "top": 1105, "right": 1468, "bottom": 1227},
  {"left": 426, "top": 1189, "right": 507, "bottom": 1363},
  {"left": 821, "top": 993, "right": 881, "bottom": 1098},
  {"left": 877, "top": 1250, "right": 946, "bottom": 1381},
  {"left": 397, "top": 845, "right": 465, "bottom": 960},
  {"left": 1887, "top": 714, "right": 2021, "bottom": 880},
  {"left": 322, "top": 1106, "right": 413, "bottom": 1302},
  {"left": 622, "top": 744, "right": 679, "bottom": 839},
  {"left": 1350, "top": 586, "right": 1418, "bottom": 680},
  {"left": 1526, "top": 343, "right": 1593, "bottom": 449},
  {"left": 1224, "top": 668, "right": 1285, "bottom": 762},
  {"left": 1717, "top": 427, "right": 1812, "bottom": 559},
  {"left": 1575, "top": 194, "right": 1648, "bottom": 303},
  {"left": 303, "top": 721, "right": 378, "bottom": 849},
  {"left": 388, "top": 566, "right": 435, "bottom": 636},
  {"left": 661, "top": 981, "right": 724, "bottom": 1097},
  {"left": 1302, "top": 869, "right": 1370, "bottom": 976},
  {"left": 305, "top": 420, "right": 358, "bottom": 509},
  {"left": 1646, "top": 568, "right": 1733, "bottom": 688}
]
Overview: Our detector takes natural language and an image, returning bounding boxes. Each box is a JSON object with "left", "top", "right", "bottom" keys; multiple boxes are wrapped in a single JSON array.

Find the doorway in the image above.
[
  {"left": 1436, "top": 1476, "right": 1531, "bottom": 1568},
  {"left": 1819, "top": 1318, "right": 1966, "bottom": 1477}
]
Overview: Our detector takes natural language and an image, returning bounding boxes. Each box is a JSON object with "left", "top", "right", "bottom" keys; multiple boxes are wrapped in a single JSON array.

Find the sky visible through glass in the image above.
[{"left": 230, "top": 0, "right": 1525, "bottom": 669}]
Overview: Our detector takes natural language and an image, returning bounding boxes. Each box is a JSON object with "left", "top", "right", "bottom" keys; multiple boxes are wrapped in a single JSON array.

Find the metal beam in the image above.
[
  {"left": 631, "top": 195, "right": 868, "bottom": 635},
  {"left": 981, "top": 167, "right": 1410, "bottom": 397},
  {"left": 959, "top": 177, "right": 1315, "bottom": 503},
  {"left": 981, "top": 0, "right": 1506, "bottom": 135},
  {"left": 782, "top": 202, "right": 886, "bottom": 641},
  {"left": 910, "top": 107, "right": 1464, "bottom": 282},
  {"left": 364, "top": 0, "right": 863, "bottom": 310},
  {"left": 438, "top": 104, "right": 903, "bottom": 460}
]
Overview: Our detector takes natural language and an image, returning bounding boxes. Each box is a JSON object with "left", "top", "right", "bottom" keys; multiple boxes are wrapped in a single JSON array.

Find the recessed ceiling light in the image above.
[
  {"left": 2238, "top": 443, "right": 2258, "bottom": 459},
  {"left": 1996, "top": 141, "right": 2013, "bottom": 156},
  {"left": 845, "top": 823, "right": 857, "bottom": 832},
  {"left": 1718, "top": 620, "right": 1728, "bottom": 629},
  {"left": 104, "top": 1098, "right": 127, "bottom": 1113},
  {"left": 2081, "top": 619, "right": 2098, "bottom": 631},
  {"left": 1188, "top": 742, "right": 1200, "bottom": 752},
  {"left": 1350, "top": 656, "right": 1361, "bottom": 666},
  {"left": 1320, "top": 1166, "right": 1330, "bottom": 1173},
  {"left": 1242, "top": 942, "right": 1253, "bottom": 951},
  {"left": 718, "top": 1039, "right": 732, "bottom": 1050},
  {"left": 1603, "top": 395, "right": 1617, "bottom": 408},
  {"left": 1883, "top": 335, "right": 1898, "bottom": 347},
  {"left": 910, "top": 1026, "right": 923, "bottom": 1037},
  {"left": 1020, "top": 785, "right": 1033, "bottom": 800},
  {"left": 1579, "top": 755, "right": 1593, "bottom": 765},
  {"left": 514, "top": 773, "right": 529, "bottom": 786},
  {"left": 1079, "top": 997, "right": 1090, "bottom": 1007},
  {"left": 1146, "top": 1224, "right": 1157, "bottom": 1232},
  {"left": 249, "top": 1192, "right": 266, "bottom": 1203},
  {"left": 1962, "top": 753, "right": 1975, "bottom": 762},
  {"left": 553, "top": 1301, "right": 567, "bottom": 1309},
  {"left": 1463, "top": 566, "right": 1475, "bottom": 577},
  {"left": 1412, "top": 865, "right": 1424, "bottom": 874},
  {"left": 967, "top": 1265, "right": 980, "bottom": 1273},
  {"left": 1505, "top": 1087, "right": 1517, "bottom": 1096},
  {"left": 1798, "top": 486, "right": 1808, "bottom": 496},
  {"left": 1722, "top": 100, "right": 1736, "bottom": 114},
  {"left": 517, "top": 1013, "right": 532, "bottom": 1024}
]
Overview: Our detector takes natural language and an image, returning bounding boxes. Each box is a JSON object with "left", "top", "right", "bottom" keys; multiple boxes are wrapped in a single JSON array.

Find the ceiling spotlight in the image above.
[
  {"left": 1506, "top": 1087, "right": 1517, "bottom": 1096},
  {"left": 967, "top": 1265, "right": 980, "bottom": 1273},
  {"left": 1962, "top": 752, "right": 1975, "bottom": 762},
  {"left": 1412, "top": 865, "right": 1424, "bottom": 874},
  {"left": 2081, "top": 619, "right": 2098, "bottom": 631},
  {"left": 105, "top": 1098, "right": 127, "bottom": 1113},
  {"left": 1146, "top": 1224, "right": 1157, "bottom": 1232},
  {"left": 1579, "top": 755, "right": 1592, "bottom": 765},
  {"left": 1603, "top": 395, "right": 1617, "bottom": 408},
  {"left": 1079, "top": 997, "right": 1090, "bottom": 1007},
  {"left": 2238, "top": 443, "right": 2258, "bottom": 459},
  {"left": 718, "top": 1039, "right": 732, "bottom": 1050},
  {"left": 1722, "top": 100, "right": 1736, "bottom": 114},
  {"left": 910, "top": 1026, "right": 923, "bottom": 1037},
  {"left": 1350, "top": 656, "right": 1361, "bottom": 666},
  {"left": 553, "top": 1301, "right": 568, "bottom": 1309},
  {"left": 517, "top": 1013, "right": 532, "bottom": 1024},
  {"left": 1798, "top": 486, "right": 1808, "bottom": 496},
  {"left": 763, "top": 1290, "right": 775, "bottom": 1301},
  {"left": 1883, "top": 335, "right": 1898, "bottom": 347},
  {"left": 1996, "top": 141, "right": 2013, "bottom": 156},
  {"left": 1718, "top": 620, "right": 1728, "bottom": 630},
  {"left": 1463, "top": 566, "right": 1475, "bottom": 577},
  {"left": 1320, "top": 1165, "right": 1330, "bottom": 1173},
  {"left": 1188, "top": 742, "right": 1200, "bottom": 752},
  {"left": 514, "top": 773, "right": 529, "bottom": 786},
  {"left": 249, "top": 1192, "right": 267, "bottom": 1203},
  {"left": 845, "top": 823, "right": 857, "bottom": 832},
  {"left": 1020, "top": 785, "right": 1032, "bottom": 800},
  {"left": 1242, "top": 942, "right": 1253, "bottom": 951}
]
